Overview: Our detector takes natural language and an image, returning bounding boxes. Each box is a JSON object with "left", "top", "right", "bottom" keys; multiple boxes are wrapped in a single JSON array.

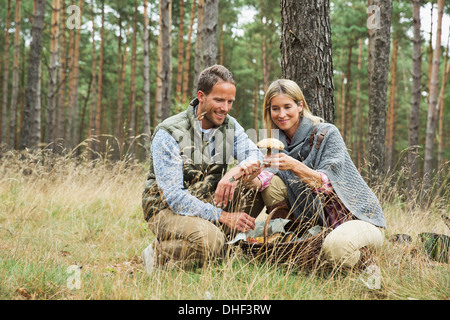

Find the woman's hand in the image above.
[
  {"left": 264, "top": 153, "right": 299, "bottom": 171},
  {"left": 265, "top": 153, "right": 322, "bottom": 189}
]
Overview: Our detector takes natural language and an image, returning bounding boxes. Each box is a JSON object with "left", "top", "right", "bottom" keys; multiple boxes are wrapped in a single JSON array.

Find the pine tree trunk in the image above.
[
  {"left": 116, "top": 31, "right": 128, "bottom": 158},
  {"left": 89, "top": 0, "right": 97, "bottom": 158},
  {"left": 408, "top": 0, "right": 422, "bottom": 192},
  {"left": 192, "top": 0, "right": 204, "bottom": 98},
  {"left": 367, "top": 0, "right": 393, "bottom": 184},
  {"left": 385, "top": 37, "right": 398, "bottom": 172},
  {"left": 423, "top": 0, "right": 444, "bottom": 189},
  {"left": 175, "top": 0, "right": 185, "bottom": 105},
  {"left": 354, "top": 38, "right": 363, "bottom": 169},
  {"left": 127, "top": 0, "right": 138, "bottom": 155},
  {"left": 1, "top": 0, "right": 11, "bottom": 145},
  {"left": 156, "top": 0, "right": 172, "bottom": 122},
  {"left": 95, "top": 0, "right": 105, "bottom": 153},
  {"left": 19, "top": 0, "right": 45, "bottom": 150},
  {"left": 344, "top": 43, "right": 353, "bottom": 145},
  {"left": 203, "top": 0, "right": 218, "bottom": 67},
  {"left": 182, "top": 0, "right": 197, "bottom": 102},
  {"left": 260, "top": 0, "right": 269, "bottom": 91},
  {"left": 143, "top": 0, "right": 151, "bottom": 145},
  {"left": 437, "top": 43, "right": 449, "bottom": 177},
  {"left": 56, "top": 0, "right": 67, "bottom": 153},
  {"left": 279, "top": 0, "right": 335, "bottom": 123},
  {"left": 8, "top": 0, "right": 21, "bottom": 150},
  {"left": 47, "top": 0, "right": 60, "bottom": 146}
]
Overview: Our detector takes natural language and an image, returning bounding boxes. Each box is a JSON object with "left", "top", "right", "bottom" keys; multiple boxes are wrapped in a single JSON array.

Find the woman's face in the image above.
[{"left": 269, "top": 93, "right": 303, "bottom": 139}]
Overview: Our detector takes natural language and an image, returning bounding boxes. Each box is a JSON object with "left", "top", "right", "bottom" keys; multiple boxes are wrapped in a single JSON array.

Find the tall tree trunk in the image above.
[
  {"left": 354, "top": 38, "right": 363, "bottom": 169},
  {"left": 367, "top": 0, "right": 393, "bottom": 185},
  {"left": 253, "top": 79, "right": 258, "bottom": 131},
  {"left": 69, "top": 0, "right": 83, "bottom": 149},
  {"left": 95, "top": 0, "right": 105, "bottom": 154},
  {"left": 343, "top": 43, "right": 353, "bottom": 145},
  {"left": 437, "top": 41, "right": 449, "bottom": 178},
  {"left": 89, "top": 0, "right": 97, "bottom": 158},
  {"left": 175, "top": 0, "right": 185, "bottom": 106},
  {"left": 192, "top": 0, "right": 204, "bottom": 98},
  {"left": 408, "top": 0, "right": 422, "bottom": 193},
  {"left": 279, "top": 0, "right": 335, "bottom": 123},
  {"left": 116, "top": 31, "right": 128, "bottom": 158},
  {"left": 56, "top": 0, "right": 66, "bottom": 153},
  {"left": 385, "top": 36, "right": 398, "bottom": 172},
  {"left": 47, "top": 0, "right": 60, "bottom": 147},
  {"left": 1, "top": 0, "right": 11, "bottom": 145},
  {"left": 260, "top": 0, "right": 269, "bottom": 91},
  {"left": 19, "top": 0, "right": 46, "bottom": 150},
  {"left": 203, "top": 0, "right": 218, "bottom": 67},
  {"left": 8, "top": 0, "right": 21, "bottom": 149},
  {"left": 423, "top": 0, "right": 444, "bottom": 190},
  {"left": 156, "top": 0, "right": 172, "bottom": 123},
  {"left": 143, "top": 0, "right": 151, "bottom": 147},
  {"left": 182, "top": 0, "right": 197, "bottom": 102},
  {"left": 127, "top": 0, "right": 138, "bottom": 156}
]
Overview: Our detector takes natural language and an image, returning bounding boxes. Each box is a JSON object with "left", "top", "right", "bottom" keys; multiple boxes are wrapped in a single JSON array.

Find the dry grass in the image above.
[{"left": 0, "top": 149, "right": 449, "bottom": 300}]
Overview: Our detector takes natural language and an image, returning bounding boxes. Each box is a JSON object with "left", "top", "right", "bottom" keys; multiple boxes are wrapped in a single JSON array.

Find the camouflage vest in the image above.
[{"left": 142, "top": 98, "right": 235, "bottom": 221}]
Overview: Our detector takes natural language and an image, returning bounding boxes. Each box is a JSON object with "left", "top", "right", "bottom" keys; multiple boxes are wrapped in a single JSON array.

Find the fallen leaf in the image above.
[{"left": 17, "top": 288, "right": 32, "bottom": 299}]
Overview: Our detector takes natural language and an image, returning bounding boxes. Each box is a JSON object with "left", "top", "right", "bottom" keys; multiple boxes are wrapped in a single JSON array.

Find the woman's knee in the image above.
[{"left": 322, "top": 220, "right": 384, "bottom": 268}]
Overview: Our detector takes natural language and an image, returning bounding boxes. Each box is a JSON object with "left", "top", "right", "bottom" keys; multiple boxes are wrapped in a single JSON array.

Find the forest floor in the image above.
[{"left": 0, "top": 150, "right": 449, "bottom": 300}]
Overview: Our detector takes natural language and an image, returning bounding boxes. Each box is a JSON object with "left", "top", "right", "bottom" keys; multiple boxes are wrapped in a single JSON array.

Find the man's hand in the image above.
[
  {"left": 214, "top": 161, "right": 262, "bottom": 208},
  {"left": 218, "top": 211, "right": 256, "bottom": 233}
]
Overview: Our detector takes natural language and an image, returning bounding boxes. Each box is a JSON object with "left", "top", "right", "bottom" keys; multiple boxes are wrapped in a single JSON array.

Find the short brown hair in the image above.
[{"left": 196, "top": 65, "right": 235, "bottom": 95}]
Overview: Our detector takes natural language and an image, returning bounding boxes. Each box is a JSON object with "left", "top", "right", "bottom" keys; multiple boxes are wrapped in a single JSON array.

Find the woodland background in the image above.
[{"left": 0, "top": 0, "right": 449, "bottom": 191}]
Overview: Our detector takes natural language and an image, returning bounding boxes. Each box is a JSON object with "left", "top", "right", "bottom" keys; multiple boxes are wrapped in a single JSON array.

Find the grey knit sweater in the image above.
[{"left": 270, "top": 117, "right": 386, "bottom": 228}]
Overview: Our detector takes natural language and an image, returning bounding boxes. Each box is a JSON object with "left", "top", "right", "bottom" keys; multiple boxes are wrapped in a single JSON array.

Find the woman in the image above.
[{"left": 253, "top": 79, "right": 386, "bottom": 268}]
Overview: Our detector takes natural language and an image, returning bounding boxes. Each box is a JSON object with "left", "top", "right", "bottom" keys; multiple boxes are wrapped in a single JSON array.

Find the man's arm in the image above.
[{"left": 152, "top": 129, "right": 223, "bottom": 222}]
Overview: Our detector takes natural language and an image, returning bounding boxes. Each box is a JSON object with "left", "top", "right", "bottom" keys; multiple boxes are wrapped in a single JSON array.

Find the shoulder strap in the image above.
[{"left": 309, "top": 127, "right": 328, "bottom": 150}]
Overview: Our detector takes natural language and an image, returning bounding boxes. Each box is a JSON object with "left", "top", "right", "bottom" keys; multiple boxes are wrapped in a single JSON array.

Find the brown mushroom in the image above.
[{"left": 257, "top": 138, "right": 284, "bottom": 156}]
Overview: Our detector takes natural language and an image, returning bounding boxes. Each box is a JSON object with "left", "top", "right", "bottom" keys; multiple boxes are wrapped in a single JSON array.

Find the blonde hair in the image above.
[{"left": 263, "top": 79, "right": 324, "bottom": 135}]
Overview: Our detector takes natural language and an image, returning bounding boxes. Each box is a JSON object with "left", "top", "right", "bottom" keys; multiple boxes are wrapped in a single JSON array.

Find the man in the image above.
[{"left": 141, "top": 65, "right": 264, "bottom": 273}]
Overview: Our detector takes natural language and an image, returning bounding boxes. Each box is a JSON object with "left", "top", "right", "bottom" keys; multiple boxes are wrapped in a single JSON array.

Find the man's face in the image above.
[{"left": 197, "top": 81, "right": 236, "bottom": 129}]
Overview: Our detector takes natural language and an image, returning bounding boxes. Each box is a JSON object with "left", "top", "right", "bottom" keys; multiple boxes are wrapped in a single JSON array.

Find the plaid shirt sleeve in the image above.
[
  {"left": 314, "top": 171, "right": 333, "bottom": 195},
  {"left": 257, "top": 170, "right": 274, "bottom": 191}
]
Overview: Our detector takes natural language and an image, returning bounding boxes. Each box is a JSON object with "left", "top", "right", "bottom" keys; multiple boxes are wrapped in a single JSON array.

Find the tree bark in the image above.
[
  {"left": 175, "top": 0, "right": 185, "bottom": 105},
  {"left": 56, "top": 0, "right": 67, "bottom": 153},
  {"left": 203, "top": 0, "right": 218, "bottom": 67},
  {"left": 8, "top": 0, "right": 21, "bottom": 149},
  {"left": 89, "top": 0, "right": 97, "bottom": 157},
  {"left": 155, "top": 0, "right": 172, "bottom": 123},
  {"left": 47, "top": 0, "right": 61, "bottom": 146},
  {"left": 192, "top": 0, "right": 204, "bottom": 97},
  {"left": 279, "top": 0, "right": 335, "bottom": 124},
  {"left": 127, "top": 0, "right": 138, "bottom": 156},
  {"left": 94, "top": 0, "right": 105, "bottom": 153},
  {"left": 385, "top": 36, "right": 398, "bottom": 172},
  {"left": 143, "top": 0, "right": 151, "bottom": 146},
  {"left": 408, "top": 0, "right": 422, "bottom": 192},
  {"left": 182, "top": 0, "right": 197, "bottom": 102},
  {"left": 423, "top": 0, "right": 444, "bottom": 189},
  {"left": 437, "top": 42, "right": 449, "bottom": 179},
  {"left": 367, "top": 0, "right": 393, "bottom": 184},
  {"left": 19, "top": 0, "right": 46, "bottom": 150},
  {"left": 1, "top": 0, "right": 11, "bottom": 145}
]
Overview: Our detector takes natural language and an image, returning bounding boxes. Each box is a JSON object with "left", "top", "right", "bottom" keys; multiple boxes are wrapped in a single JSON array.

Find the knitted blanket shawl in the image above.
[{"left": 271, "top": 117, "right": 386, "bottom": 228}]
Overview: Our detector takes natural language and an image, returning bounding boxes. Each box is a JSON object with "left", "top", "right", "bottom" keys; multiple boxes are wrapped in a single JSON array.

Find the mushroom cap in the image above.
[{"left": 257, "top": 138, "right": 285, "bottom": 150}]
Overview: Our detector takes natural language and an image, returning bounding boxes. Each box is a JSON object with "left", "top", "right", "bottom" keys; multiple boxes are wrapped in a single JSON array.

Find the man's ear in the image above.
[{"left": 197, "top": 90, "right": 205, "bottom": 103}]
